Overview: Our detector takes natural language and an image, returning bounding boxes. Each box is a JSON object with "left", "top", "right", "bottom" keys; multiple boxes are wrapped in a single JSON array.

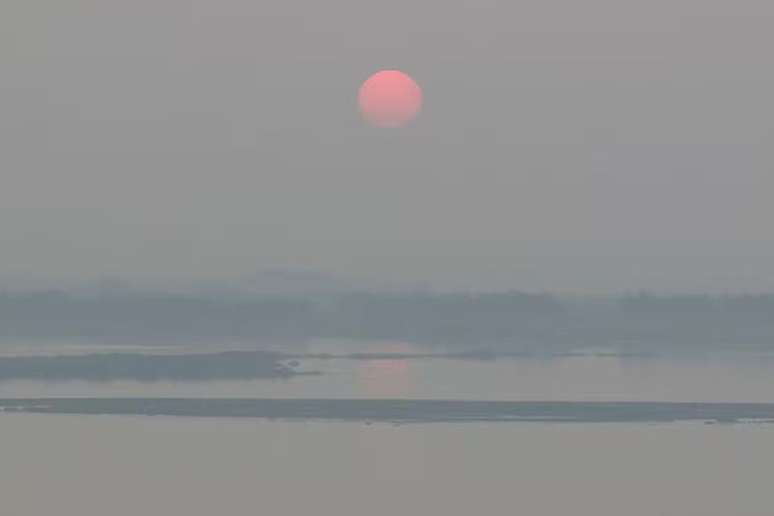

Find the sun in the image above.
[{"left": 358, "top": 70, "right": 423, "bottom": 128}]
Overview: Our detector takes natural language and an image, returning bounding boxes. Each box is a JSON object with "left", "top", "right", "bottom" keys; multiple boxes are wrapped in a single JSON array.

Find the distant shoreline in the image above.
[
  {"left": 3, "top": 398, "right": 774, "bottom": 424},
  {"left": 2, "top": 291, "right": 774, "bottom": 352}
]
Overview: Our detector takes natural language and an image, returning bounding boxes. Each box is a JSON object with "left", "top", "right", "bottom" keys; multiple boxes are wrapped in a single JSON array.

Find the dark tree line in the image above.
[{"left": 1, "top": 290, "right": 773, "bottom": 351}]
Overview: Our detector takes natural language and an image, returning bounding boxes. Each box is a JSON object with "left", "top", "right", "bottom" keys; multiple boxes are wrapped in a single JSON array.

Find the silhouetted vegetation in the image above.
[
  {"left": 0, "top": 351, "right": 297, "bottom": 381},
  {"left": 1, "top": 289, "right": 773, "bottom": 352}
]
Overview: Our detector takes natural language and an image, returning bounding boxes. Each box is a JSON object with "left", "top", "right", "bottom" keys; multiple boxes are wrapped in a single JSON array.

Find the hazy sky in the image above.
[{"left": 2, "top": 0, "right": 773, "bottom": 292}]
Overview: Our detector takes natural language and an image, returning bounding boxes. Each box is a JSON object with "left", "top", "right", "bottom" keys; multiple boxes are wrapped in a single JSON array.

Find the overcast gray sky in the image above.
[{"left": 2, "top": 0, "right": 773, "bottom": 292}]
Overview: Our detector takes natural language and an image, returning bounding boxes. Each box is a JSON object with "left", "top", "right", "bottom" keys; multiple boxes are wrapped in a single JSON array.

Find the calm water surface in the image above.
[
  {"left": 3, "top": 339, "right": 774, "bottom": 515},
  {"left": 2, "top": 339, "right": 774, "bottom": 401},
  {"left": 2, "top": 414, "right": 773, "bottom": 516}
]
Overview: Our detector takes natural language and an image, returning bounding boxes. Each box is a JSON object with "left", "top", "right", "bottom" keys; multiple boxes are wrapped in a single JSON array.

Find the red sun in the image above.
[{"left": 358, "top": 70, "right": 423, "bottom": 128}]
